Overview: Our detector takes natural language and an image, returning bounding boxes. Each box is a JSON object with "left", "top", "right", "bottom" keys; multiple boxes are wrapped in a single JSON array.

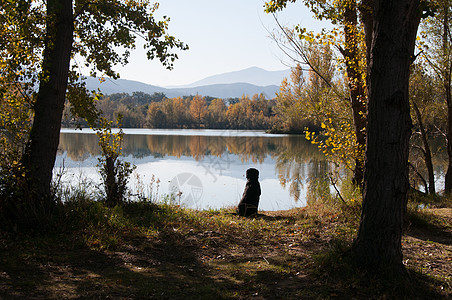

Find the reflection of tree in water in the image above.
[
  {"left": 273, "top": 136, "right": 328, "bottom": 203},
  {"left": 276, "top": 154, "right": 304, "bottom": 201},
  {"left": 59, "top": 131, "right": 449, "bottom": 202},
  {"left": 58, "top": 133, "right": 99, "bottom": 161},
  {"left": 188, "top": 136, "right": 207, "bottom": 160},
  {"left": 305, "top": 160, "right": 331, "bottom": 205},
  {"left": 58, "top": 131, "right": 339, "bottom": 202},
  {"left": 122, "top": 136, "right": 151, "bottom": 158},
  {"left": 59, "top": 132, "right": 309, "bottom": 162},
  {"left": 409, "top": 135, "right": 447, "bottom": 193},
  {"left": 59, "top": 132, "right": 329, "bottom": 200},
  {"left": 228, "top": 136, "right": 267, "bottom": 164}
]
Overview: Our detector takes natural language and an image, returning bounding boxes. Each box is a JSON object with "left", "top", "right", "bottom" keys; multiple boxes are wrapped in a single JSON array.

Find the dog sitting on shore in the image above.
[{"left": 237, "top": 168, "right": 261, "bottom": 217}]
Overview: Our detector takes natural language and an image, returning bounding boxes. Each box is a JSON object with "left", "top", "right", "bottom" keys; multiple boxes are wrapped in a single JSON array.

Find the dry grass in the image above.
[{"left": 0, "top": 200, "right": 450, "bottom": 299}]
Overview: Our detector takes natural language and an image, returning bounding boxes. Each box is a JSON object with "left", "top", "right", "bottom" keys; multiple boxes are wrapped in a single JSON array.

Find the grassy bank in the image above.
[{"left": 0, "top": 198, "right": 450, "bottom": 299}]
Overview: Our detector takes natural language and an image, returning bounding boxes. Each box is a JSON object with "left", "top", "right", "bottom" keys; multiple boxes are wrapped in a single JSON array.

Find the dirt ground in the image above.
[{"left": 0, "top": 207, "right": 450, "bottom": 299}]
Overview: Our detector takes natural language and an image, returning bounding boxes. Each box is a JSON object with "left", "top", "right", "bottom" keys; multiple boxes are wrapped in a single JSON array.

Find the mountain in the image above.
[
  {"left": 83, "top": 66, "right": 290, "bottom": 99},
  {"left": 170, "top": 67, "right": 291, "bottom": 88},
  {"left": 84, "top": 77, "right": 167, "bottom": 95},
  {"left": 170, "top": 83, "right": 280, "bottom": 99}
]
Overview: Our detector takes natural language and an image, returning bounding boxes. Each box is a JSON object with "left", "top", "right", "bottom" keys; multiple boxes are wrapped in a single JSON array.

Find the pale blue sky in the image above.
[{"left": 114, "top": 0, "right": 330, "bottom": 87}]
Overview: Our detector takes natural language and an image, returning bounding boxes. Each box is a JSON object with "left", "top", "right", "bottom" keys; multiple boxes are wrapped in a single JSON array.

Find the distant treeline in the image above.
[{"left": 62, "top": 92, "right": 279, "bottom": 130}]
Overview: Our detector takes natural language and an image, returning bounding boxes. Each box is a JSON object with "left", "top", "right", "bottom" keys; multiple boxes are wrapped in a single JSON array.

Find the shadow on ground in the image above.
[{"left": 0, "top": 208, "right": 449, "bottom": 299}]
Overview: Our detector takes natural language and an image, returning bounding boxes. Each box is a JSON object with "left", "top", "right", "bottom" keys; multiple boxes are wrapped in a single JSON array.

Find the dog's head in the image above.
[{"left": 246, "top": 168, "right": 259, "bottom": 180}]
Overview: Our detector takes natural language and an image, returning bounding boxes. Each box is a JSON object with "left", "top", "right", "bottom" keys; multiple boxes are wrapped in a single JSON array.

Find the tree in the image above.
[
  {"left": 273, "top": 40, "right": 361, "bottom": 175},
  {"left": 96, "top": 118, "right": 135, "bottom": 207},
  {"left": 352, "top": 0, "right": 422, "bottom": 271},
  {"left": 172, "top": 97, "right": 191, "bottom": 128},
  {"left": 206, "top": 98, "right": 227, "bottom": 128},
  {"left": 409, "top": 63, "right": 440, "bottom": 195},
  {"left": 1, "top": 0, "right": 187, "bottom": 208},
  {"left": 340, "top": 0, "right": 367, "bottom": 186},
  {"left": 146, "top": 102, "right": 167, "bottom": 128},
  {"left": 266, "top": 0, "right": 367, "bottom": 186},
  {"left": 161, "top": 97, "right": 176, "bottom": 128},
  {"left": 265, "top": 0, "right": 423, "bottom": 271},
  {"left": 419, "top": 0, "right": 452, "bottom": 193},
  {"left": 20, "top": 0, "right": 74, "bottom": 213},
  {"left": 273, "top": 65, "right": 310, "bottom": 132},
  {"left": 226, "top": 101, "right": 245, "bottom": 129},
  {"left": 114, "top": 104, "right": 145, "bottom": 128},
  {"left": 190, "top": 95, "right": 207, "bottom": 128}
]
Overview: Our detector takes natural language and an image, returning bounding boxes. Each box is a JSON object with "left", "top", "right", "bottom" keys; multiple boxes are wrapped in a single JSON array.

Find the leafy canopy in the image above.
[
  {"left": 74, "top": 0, "right": 188, "bottom": 79},
  {"left": 0, "top": 0, "right": 187, "bottom": 183},
  {"left": 0, "top": 0, "right": 188, "bottom": 127}
]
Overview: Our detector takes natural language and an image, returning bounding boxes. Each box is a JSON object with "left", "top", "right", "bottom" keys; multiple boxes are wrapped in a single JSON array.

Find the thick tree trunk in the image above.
[
  {"left": 23, "top": 0, "right": 73, "bottom": 204},
  {"left": 353, "top": 0, "right": 421, "bottom": 271}
]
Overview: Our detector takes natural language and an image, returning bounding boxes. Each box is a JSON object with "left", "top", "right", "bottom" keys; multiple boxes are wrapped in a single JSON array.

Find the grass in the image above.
[{"left": 0, "top": 196, "right": 450, "bottom": 299}]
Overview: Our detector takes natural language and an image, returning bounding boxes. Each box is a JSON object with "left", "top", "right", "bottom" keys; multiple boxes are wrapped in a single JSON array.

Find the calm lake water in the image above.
[{"left": 55, "top": 128, "right": 331, "bottom": 210}]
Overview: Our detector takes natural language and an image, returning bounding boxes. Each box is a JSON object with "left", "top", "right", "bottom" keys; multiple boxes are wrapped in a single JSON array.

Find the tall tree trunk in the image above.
[
  {"left": 412, "top": 101, "right": 435, "bottom": 195},
  {"left": 445, "top": 81, "right": 452, "bottom": 194},
  {"left": 342, "top": 1, "right": 367, "bottom": 187},
  {"left": 443, "top": 4, "right": 452, "bottom": 194},
  {"left": 22, "top": 0, "right": 73, "bottom": 205},
  {"left": 359, "top": 0, "right": 373, "bottom": 70},
  {"left": 359, "top": 0, "right": 374, "bottom": 94},
  {"left": 353, "top": 0, "right": 421, "bottom": 271}
]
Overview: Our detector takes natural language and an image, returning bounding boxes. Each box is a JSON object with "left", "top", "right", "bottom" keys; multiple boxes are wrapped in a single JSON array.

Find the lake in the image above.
[{"left": 55, "top": 128, "right": 331, "bottom": 211}]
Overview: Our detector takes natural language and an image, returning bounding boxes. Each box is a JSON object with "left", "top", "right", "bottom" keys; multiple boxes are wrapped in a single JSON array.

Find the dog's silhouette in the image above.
[{"left": 237, "top": 168, "right": 261, "bottom": 216}]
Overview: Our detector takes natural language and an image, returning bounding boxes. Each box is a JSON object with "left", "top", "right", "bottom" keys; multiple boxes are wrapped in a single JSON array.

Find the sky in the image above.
[{"left": 113, "top": 0, "right": 330, "bottom": 87}]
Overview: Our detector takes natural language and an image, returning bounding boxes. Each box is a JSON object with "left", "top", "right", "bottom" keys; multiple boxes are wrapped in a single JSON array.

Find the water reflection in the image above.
[
  {"left": 59, "top": 132, "right": 324, "bottom": 162},
  {"left": 56, "top": 129, "right": 329, "bottom": 210}
]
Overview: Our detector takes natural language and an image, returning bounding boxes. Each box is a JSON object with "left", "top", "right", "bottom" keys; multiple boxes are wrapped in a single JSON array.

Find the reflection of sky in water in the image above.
[
  {"left": 54, "top": 151, "right": 307, "bottom": 211},
  {"left": 60, "top": 128, "right": 289, "bottom": 137},
  {"left": 57, "top": 128, "right": 449, "bottom": 199},
  {"left": 55, "top": 129, "right": 326, "bottom": 210}
]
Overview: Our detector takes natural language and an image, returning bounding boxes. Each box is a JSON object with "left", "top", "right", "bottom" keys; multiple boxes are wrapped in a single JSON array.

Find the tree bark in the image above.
[
  {"left": 353, "top": 0, "right": 421, "bottom": 271},
  {"left": 343, "top": 1, "right": 367, "bottom": 187},
  {"left": 23, "top": 0, "right": 74, "bottom": 204}
]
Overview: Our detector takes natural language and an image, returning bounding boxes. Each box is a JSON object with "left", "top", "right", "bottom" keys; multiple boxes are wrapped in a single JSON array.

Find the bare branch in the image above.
[
  {"left": 271, "top": 14, "right": 333, "bottom": 89},
  {"left": 409, "top": 162, "right": 428, "bottom": 194},
  {"left": 329, "top": 173, "right": 346, "bottom": 204}
]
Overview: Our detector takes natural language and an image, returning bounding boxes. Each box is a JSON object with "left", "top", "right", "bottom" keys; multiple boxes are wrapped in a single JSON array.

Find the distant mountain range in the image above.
[
  {"left": 84, "top": 67, "right": 291, "bottom": 99},
  {"left": 168, "top": 67, "right": 291, "bottom": 88}
]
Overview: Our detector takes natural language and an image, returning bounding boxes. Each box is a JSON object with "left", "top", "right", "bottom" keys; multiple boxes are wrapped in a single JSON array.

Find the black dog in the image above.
[{"left": 237, "top": 168, "right": 261, "bottom": 216}]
